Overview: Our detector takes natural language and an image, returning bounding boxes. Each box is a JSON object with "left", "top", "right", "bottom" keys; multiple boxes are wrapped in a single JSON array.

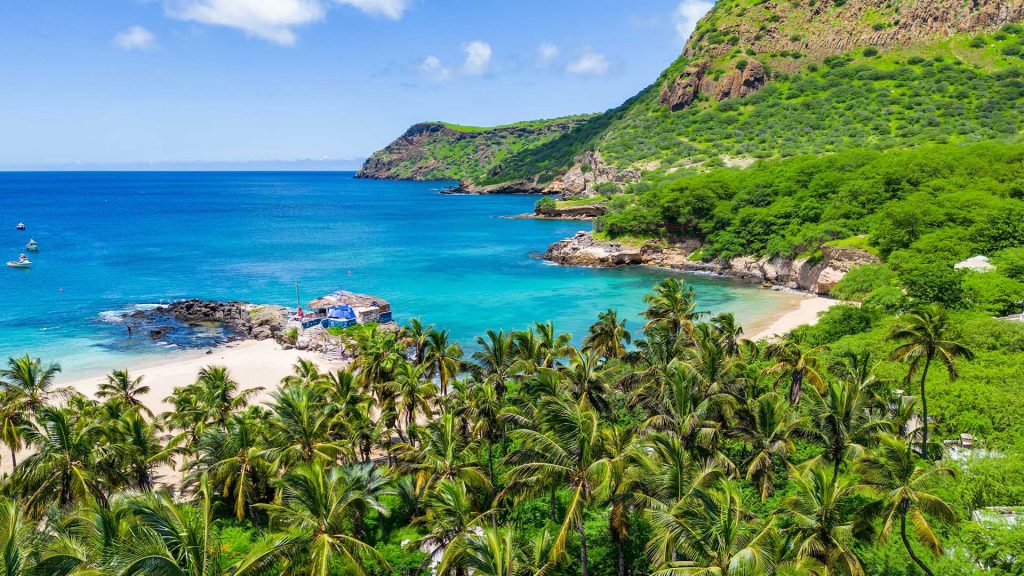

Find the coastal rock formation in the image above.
[
  {"left": 534, "top": 203, "right": 607, "bottom": 220},
  {"left": 129, "top": 300, "right": 289, "bottom": 343},
  {"left": 555, "top": 151, "right": 641, "bottom": 198},
  {"left": 544, "top": 232, "right": 879, "bottom": 295},
  {"left": 356, "top": 117, "right": 592, "bottom": 182},
  {"left": 662, "top": 0, "right": 1024, "bottom": 111}
]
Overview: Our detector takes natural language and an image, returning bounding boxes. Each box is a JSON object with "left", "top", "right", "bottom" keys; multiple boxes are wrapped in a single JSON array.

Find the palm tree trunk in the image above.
[
  {"left": 487, "top": 437, "right": 495, "bottom": 491},
  {"left": 919, "top": 356, "right": 932, "bottom": 459},
  {"left": 790, "top": 371, "right": 804, "bottom": 406},
  {"left": 550, "top": 487, "right": 558, "bottom": 522},
  {"left": 615, "top": 532, "right": 627, "bottom": 576},
  {"left": 579, "top": 522, "right": 590, "bottom": 576},
  {"left": 8, "top": 447, "right": 15, "bottom": 468},
  {"left": 900, "top": 512, "right": 935, "bottom": 576}
]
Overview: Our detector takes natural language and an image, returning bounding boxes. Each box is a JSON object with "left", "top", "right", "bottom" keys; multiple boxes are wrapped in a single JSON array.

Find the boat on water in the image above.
[
  {"left": 16, "top": 222, "right": 26, "bottom": 231},
  {"left": 25, "top": 239, "right": 38, "bottom": 251},
  {"left": 7, "top": 254, "right": 31, "bottom": 268}
]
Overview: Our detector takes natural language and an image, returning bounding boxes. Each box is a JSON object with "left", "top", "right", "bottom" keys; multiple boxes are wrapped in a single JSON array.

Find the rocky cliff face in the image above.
[
  {"left": 356, "top": 117, "right": 591, "bottom": 182},
  {"left": 544, "top": 232, "right": 879, "bottom": 295},
  {"left": 661, "top": 0, "right": 1024, "bottom": 110}
]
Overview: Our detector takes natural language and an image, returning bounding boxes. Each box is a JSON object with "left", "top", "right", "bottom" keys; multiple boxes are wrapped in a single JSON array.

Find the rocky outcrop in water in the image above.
[
  {"left": 544, "top": 232, "right": 879, "bottom": 295},
  {"left": 127, "top": 300, "right": 289, "bottom": 344}
]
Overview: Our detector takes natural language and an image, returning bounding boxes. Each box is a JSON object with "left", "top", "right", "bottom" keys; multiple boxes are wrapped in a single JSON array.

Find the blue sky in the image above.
[{"left": 0, "top": 0, "right": 713, "bottom": 168}]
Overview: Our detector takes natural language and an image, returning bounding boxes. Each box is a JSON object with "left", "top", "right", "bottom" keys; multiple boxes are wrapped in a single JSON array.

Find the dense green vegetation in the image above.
[
  {"left": 1, "top": 277, "right": 1023, "bottom": 575},
  {"left": 600, "top": 141, "right": 1024, "bottom": 315}
]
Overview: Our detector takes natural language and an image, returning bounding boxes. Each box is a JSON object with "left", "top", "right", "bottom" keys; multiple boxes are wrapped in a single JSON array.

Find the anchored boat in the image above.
[
  {"left": 7, "top": 254, "right": 31, "bottom": 268},
  {"left": 25, "top": 239, "right": 38, "bottom": 251},
  {"left": 16, "top": 222, "right": 26, "bottom": 231}
]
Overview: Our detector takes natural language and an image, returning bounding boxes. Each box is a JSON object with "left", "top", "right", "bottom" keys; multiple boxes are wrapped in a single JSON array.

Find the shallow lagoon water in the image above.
[{"left": 0, "top": 172, "right": 798, "bottom": 377}]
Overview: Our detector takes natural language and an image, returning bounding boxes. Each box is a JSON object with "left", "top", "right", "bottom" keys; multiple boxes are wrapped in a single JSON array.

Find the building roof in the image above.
[
  {"left": 954, "top": 255, "right": 995, "bottom": 272},
  {"left": 309, "top": 290, "right": 391, "bottom": 312}
]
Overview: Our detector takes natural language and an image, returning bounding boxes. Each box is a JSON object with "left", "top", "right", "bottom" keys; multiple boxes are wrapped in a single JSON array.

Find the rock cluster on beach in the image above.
[{"left": 544, "top": 232, "right": 879, "bottom": 295}]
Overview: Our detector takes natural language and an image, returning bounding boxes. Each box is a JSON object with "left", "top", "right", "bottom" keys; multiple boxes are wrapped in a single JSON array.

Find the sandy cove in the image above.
[
  {"left": 747, "top": 295, "right": 842, "bottom": 341},
  {"left": 54, "top": 296, "right": 836, "bottom": 413},
  {"left": 57, "top": 339, "right": 347, "bottom": 415}
]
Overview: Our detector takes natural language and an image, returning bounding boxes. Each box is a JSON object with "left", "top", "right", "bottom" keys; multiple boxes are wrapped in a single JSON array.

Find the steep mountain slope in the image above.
[{"left": 359, "top": 0, "right": 1024, "bottom": 195}]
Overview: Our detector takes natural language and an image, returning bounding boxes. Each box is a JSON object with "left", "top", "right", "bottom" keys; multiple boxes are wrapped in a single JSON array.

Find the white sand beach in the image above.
[
  {"left": 57, "top": 339, "right": 346, "bottom": 414},
  {"left": 749, "top": 295, "right": 842, "bottom": 341}
]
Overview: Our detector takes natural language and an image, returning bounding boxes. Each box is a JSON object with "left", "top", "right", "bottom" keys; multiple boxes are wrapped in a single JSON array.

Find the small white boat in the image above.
[
  {"left": 7, "top": 254, "right": 31, "bottom": 268},
  {"left": 16, "top": 223, "right": 26, "bottom": 231},
  {"left": 25, "top": 239, "right": 38, "bottom": 251}
]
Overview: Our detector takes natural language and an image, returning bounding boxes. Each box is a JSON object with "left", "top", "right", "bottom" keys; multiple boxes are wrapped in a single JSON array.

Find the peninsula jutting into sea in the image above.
[{"left": 2, "top": 1, "right": 1024, "bottom": 575}]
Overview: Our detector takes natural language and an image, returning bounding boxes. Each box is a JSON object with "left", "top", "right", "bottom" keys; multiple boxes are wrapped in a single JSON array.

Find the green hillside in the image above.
[{"left": 362, "top": 3, "right": 1024, "bottom": 188}]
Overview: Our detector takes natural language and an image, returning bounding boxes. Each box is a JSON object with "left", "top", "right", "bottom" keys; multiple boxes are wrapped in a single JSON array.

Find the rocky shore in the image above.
[
  {"left": 124, "top": 299, "right": 391, "bottom": 359},
  {"left": 544, "top": 231, "right": 878, "bottom": 295}
]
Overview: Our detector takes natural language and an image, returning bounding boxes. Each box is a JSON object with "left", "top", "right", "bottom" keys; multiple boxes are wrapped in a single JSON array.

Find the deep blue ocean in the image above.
[{"left": 0, "top": 172, "right": 797, "bottom": 377}]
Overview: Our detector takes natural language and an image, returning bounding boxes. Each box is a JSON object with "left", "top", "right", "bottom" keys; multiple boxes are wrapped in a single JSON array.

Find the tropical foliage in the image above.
[{"left": 2, "top": 277, "right": 1018, "bottom": 575}]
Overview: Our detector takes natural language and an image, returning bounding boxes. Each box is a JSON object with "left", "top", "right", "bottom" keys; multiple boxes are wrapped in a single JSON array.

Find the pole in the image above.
[{"left": 295, "top": 281, "right": 300, "bottom": 311}]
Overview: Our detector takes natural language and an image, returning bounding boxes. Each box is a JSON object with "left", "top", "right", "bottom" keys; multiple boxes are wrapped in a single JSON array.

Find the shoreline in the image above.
[
  {"left": 57, "top": 339, "right": 347, "bottom": 415},
  {"left": 747, "top": 294, "right": 841, "bottom": 341}
]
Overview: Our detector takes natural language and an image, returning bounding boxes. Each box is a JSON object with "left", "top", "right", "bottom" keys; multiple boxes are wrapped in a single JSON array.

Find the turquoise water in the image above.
[{"left": 0, "top": 172, "right": 797, "bottom": 377}]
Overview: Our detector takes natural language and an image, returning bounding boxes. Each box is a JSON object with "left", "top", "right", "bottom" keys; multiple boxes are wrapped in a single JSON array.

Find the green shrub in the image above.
[
  {"left": 535, "top": 196, "right": 557, "bottom": 215},
  {"left": 831, "top": 264, "right": 895, "bottom": 300},
  {"left": 863, "top": 46, "right": 879, "bottom": 57}
]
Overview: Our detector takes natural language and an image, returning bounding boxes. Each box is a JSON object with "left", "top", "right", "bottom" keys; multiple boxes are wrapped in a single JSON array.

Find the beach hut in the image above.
[{"left": 308, "top": 290, "right": 393, "bottom": 325}]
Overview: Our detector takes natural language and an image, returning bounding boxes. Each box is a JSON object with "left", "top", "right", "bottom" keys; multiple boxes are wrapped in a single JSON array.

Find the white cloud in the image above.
[
  {"left": 333, "top": 0, "right": 409, "bottom": 19},
  {"left": 165, "top": 0, "right": 325, "bottom": 45},
  {"left": 460, "top": 40, "right": 491, "bottom": 76},
  {"left": 566, "top": 52, "right": 608, "bottom": 76},
  {"left": 165, "top": 0, "right": 409, "bottom": 45},
  {"left": 674, "top": 0, "right": 714, "bottom": 42},
  {"left": 419, "top": 55, "right": 451, "bottom": 81},
  {"left": 113, "top": 25, "right": 157, "bottom": 51},
  {"left": 537, "top": 41, "right": 559, "bottom": 67}
]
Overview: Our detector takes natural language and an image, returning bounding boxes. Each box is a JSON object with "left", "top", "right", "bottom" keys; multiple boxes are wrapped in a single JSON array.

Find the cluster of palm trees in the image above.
[{"left": 0, "top": 278, "right": 973, "bottom": 576}]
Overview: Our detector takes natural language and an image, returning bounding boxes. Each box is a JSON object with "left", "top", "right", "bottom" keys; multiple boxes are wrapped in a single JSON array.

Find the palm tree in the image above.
[
  {"left": 262, "top": 384, "right": 342, "bottom": 467},
  {"left": 438, "top": 526, "right": 524, "bottom": 576},
  {"left": 473, "top": 330, "right": 517, "bottom": 399},
  {"left": 396, "top": 412, "right": 489, "bottom": 494},
  {"left": 585, "top": 308, "right": 632, "bottom": 359},
  {"left": 388, "top": 360, "right": 436, "bottom": 440},
  {"left": 807, "top": 380, "right": 890, "bottom": 477},
  {"left": 855, "top": 435, "right": 957, "bottom": 576},
  {"left": 352, "top": 325, "right": 405, "bottom": 389},
  {"left": 600, "top": 424, "right": 643, "bottom": 576},
  {"left": 646, "top": 478, "right": 774, "bottom": 576},
  {"left": 563, "top": 347, "right": 611, "bottom": 413},
  {"left": 0, "top": 390, "right": 27, "bottom": 468},
  {"left": 890, "top": 304, "right": 974, "bottom": 458},
  {"left": 97, "top": 369, "right": 152, "bottom": 416},
  {"left": 420, "top": 479, "right": 494, "bottom": 576},
  {"left": 257, "top": 461, "right": 390, "bottom": 576},
  {"left": 194, "top": 365, "right": 260, "bottom": 429},
  {"left": 731, "top": 392, "right": 805, "bottom": 500},
  {"left": 782, "top": 463, "right": 864, "bottom": 575},
  {"left": 503, "top": 395, "right": 609, "bottom": 576},
  {"left": 113, "top": 478, "right": 285, "bottom": 576},
  {"left": 423, "top": 328, "right": 463, "bottom": 396},
  {"left": 532, "top": 321, "right": 573, "bottom": 368},
  {"left": 112, "top": 411, "right": 171, "bottom": 491},
  {"left": 0, "top": 497, "right": 36, "bottom": 576},
  {"left": 763, "top": 339, "right": 827, "bottom": 406},
  {"left": 401, "top": 318, "right": 434, "bottom": 362},
  {"left": 281, "top": 358, "right": 327, "bottom": 389},
  {"left": 0, "top": 354, "right": 67, "bottom": 412},
  {"left": 14, "top": 406, "right": 107, "bottom": 514},
  {"left": 642, "top": 278, "right": 705, "bottom": 344},
  {"left": 185, "top": 411, "right": 272, "bottom": 522}
]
